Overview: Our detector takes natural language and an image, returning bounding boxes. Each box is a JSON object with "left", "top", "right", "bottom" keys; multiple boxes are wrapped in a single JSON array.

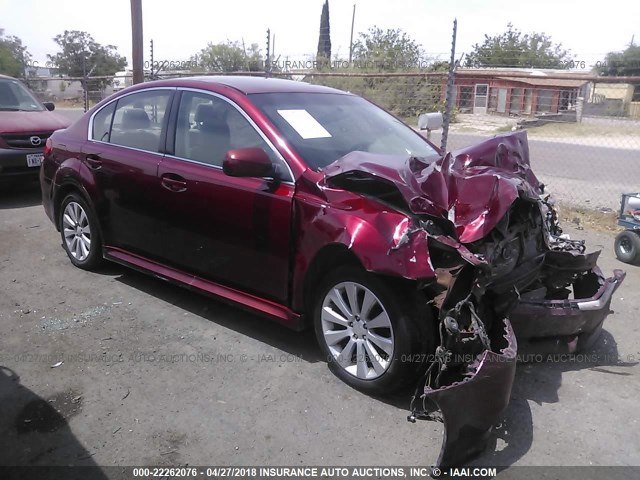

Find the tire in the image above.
[
  {"left": 614, "top": 230, "right": 640, "bottom": 265},
  {"left": 58, "top": 192, "right": 103, "bottom": 270},
  {"left": 313, "top": 265, "right": 434, "bottom": 395}
]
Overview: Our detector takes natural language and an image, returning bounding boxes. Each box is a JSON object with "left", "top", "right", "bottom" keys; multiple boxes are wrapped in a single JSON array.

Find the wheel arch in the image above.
[
  {"left": 301, "top": 244, "right": 362, "bottom": 323},
  {"left": 53, "top": 180, "right": 93, "bottom": 232},
  {"left": 299, "top": 242, "right": 435, "bottom": 330}
]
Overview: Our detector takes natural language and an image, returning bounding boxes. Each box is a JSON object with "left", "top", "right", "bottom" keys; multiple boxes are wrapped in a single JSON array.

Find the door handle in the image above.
[
  {"left": 161, "top": 174, "right": 187, "bottom": 192},
  {"left": 85, "top": 154, "right": 102, "bottom": 170}
]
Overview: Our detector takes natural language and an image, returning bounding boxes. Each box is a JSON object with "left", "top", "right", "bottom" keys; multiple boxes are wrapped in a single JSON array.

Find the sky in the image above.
[{"left": 1, "top": 0, "right": 639, "bottom": 70}]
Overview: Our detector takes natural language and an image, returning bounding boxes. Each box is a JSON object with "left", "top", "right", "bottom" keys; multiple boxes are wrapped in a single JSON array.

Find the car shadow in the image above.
[
  {"left": 0, "top": 366, "right": 109, "bottom": 479},
  {"left": 113, "top": 268, "right": 324, "bottom": 363},
  {"left": 0, "top": 181, "right": 41, "bottom": 209}
]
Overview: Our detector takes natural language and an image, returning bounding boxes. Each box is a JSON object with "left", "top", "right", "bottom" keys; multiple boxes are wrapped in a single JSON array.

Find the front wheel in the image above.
[
  {"left": 59, "top": 192, "right": 103, "bottom": 270},
  {"left": 313, "top": 266, "right": 433, "bottom": 395}
]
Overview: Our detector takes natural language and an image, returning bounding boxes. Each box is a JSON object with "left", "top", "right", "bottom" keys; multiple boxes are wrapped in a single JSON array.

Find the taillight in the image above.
[{"left": 43, "top": 137, "right": 53, "bottom": 157}]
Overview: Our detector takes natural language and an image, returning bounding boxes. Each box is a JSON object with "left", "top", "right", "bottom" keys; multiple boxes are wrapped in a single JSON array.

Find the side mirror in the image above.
[
  {"left": 43, "top": 102, "right": 55, "bottom": 111},
  {"left": 223, "top": 148, "right": 274, "bottom": 178}
]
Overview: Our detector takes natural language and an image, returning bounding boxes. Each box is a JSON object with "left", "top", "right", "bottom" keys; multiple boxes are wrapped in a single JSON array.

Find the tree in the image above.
[
  {"left": 598, "top": 42, "right": 640, "bottom": 76},
  {"left": 352, "top": 27, "right": 425, "bottom": 71},
  {"left": 316, "top": 0, "right": 331, "bottom": 68},
  {"left": 464, "top": 23, "right": 571, "bottom": 69},
  {"left": 195, "top": 41, "right": 262, "bottom": 72},
  {"left": 311, "top": 27, "right": 442, "bottom": 118},
  {"left": 47, "top": 30, "right": 127, "bottom": 90},
  {"left": 0, "top": 29, "right": 31, "bottom": 78}
]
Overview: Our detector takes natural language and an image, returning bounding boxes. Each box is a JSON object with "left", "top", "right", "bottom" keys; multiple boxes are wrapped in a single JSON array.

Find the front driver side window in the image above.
[
  {"left": 174, "top": 91, "right": 289, "bottom": 179},
  {"left": 175, "top": 93, "right": 231, "bottom": 167}
]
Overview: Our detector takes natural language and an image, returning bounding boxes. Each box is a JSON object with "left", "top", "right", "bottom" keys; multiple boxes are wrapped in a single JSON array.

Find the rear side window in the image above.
[
  {"left": 108, "top": 90, "right": 171, "bottom": 152},
  {"left": 92, "top": 102, "right": 115, "bottom": 142}
]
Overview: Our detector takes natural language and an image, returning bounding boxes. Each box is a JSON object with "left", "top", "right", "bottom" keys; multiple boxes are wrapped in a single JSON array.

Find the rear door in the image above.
[
  {"left": 155, "top": 89, "right": 295, "bottom": 302},
  {"left": 83, "top": 88, "right": 174, "bottom": 257}
]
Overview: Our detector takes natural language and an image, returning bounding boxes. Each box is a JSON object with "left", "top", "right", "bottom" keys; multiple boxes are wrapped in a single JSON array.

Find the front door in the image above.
[
  {"left": 155, "top": 90, "right": 294, "bottom": 302},
  {"left": 510, "top": 88, "right": 523, "bottom": 114},
  {"left": 473, "top": 84, "right": 489, "bottom": 114},
  {"left": 524, "top": 89, "right": 533, "bottom": 114},
  {"left": 497, "top": 88, "right": 508, "bottom": 113}
]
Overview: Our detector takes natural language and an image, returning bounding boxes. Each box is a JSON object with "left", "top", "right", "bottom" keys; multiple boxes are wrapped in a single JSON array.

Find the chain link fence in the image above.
[
  {"left": 24, "top": 75, "right": 115, "bottom": 110},
  {"left": 23, "top": 60, "right": 640, "bottom": 212},
  {"left": 300, "top": 69, "right": 640, "bottom": 213}
]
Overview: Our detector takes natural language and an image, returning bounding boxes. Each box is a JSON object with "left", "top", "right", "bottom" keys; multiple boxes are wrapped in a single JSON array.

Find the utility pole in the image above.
[
  {"left": 348, "top": 3, "right": 356, "bottom": 66},
  {"left": 440, "top": 18, "right": 457, "bottom": 152},
  {"left": 130, "top": 0, "right": 144, "bottom": 84}
]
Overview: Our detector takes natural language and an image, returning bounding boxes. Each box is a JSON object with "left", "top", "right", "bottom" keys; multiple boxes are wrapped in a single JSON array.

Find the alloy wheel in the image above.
[
  {"left": 320, "top": 281, "right": 394, "bottom": 380},
  {"left": 62, "top": 201, "right": 92, "bottom": 261}
]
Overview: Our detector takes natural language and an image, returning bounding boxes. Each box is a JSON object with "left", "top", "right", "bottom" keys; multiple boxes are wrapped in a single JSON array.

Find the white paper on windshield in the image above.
[{"left": 277, "top": 109, "right": 331, "bottom": 139}]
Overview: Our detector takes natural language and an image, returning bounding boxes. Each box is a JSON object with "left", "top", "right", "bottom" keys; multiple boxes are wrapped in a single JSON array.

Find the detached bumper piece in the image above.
[
  {"left": 425, "top": 318, "right": 516, "bottom": 468},
  {"left": 408, "top": 283, "right": 518, "bottom": 467},
  {"left": 511, "top": 267, "right": 626, "bottom": 357}
]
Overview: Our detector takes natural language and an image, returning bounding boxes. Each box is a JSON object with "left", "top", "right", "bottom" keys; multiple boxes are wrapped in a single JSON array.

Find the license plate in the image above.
[{"left": 26, "top": 153, "right": 43, "bottom": 167}]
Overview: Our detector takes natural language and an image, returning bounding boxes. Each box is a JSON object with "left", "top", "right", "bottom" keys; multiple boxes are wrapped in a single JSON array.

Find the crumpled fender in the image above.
[
  {"left": 289, "top": 183, "right": 439, "bottom": 311},
  {"left": 292, "top": 191, "right": 437, "bottom": 279}
]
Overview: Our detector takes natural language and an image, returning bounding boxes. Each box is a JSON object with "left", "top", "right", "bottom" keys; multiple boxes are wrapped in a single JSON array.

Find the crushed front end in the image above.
[
  {"left": 406, "top": 196, "right": 624, "bottom": 467},
  {"left": 323, "top": 131, "right": 625, "bottom": 468}
]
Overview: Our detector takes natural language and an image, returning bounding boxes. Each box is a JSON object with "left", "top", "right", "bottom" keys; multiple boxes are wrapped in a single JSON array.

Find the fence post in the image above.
[
  {"left": 265, "top": 29, "right": 271, "bottom": 78},
  {"left": 441, "top": 19, "right": 457, "bottom": 152},
  {"left": 82, "top": 57, "right": 89, "bottom": 113}
]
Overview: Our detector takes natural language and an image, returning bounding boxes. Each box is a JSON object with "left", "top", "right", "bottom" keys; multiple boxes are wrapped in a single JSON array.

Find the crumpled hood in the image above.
[{"left": 322, "top": 130, "right": 542, "bottom": 243}]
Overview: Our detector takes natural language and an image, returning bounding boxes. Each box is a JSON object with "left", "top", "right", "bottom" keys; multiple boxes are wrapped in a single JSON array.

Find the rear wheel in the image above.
[
  {"left": 614, "top": 230, "right": 640, "bottom": 265},
  {"left": 59, "top": 192, "right": 103, "bottom": 270},
  {"left": 313, "top": 266, "right": 433, "bottom": 395}
]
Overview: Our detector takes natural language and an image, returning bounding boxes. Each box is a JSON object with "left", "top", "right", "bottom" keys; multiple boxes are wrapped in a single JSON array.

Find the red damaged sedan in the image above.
[{"left": 40, "top": 76, "right": 624, "bottom": 467}]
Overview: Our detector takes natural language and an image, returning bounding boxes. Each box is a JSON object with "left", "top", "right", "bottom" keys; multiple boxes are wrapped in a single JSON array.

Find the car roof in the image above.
[{"left": 144, "top": 75, "right": 350, "bottom": 95}]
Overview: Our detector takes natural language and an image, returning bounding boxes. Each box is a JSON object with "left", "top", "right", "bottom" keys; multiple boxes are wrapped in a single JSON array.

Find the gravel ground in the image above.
[{"left": 0, "top": 183, "right": 639, "bottom": 473}]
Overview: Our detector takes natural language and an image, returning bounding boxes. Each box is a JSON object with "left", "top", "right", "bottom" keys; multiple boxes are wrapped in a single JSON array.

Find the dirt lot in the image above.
[{"left": 1, "top": 183, "right": 639, "bottom": 472}]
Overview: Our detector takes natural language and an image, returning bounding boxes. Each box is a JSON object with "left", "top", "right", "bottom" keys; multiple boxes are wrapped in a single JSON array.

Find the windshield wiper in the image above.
[{"left": 0, "top": 107, "right": 21, "bottom": 111}]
